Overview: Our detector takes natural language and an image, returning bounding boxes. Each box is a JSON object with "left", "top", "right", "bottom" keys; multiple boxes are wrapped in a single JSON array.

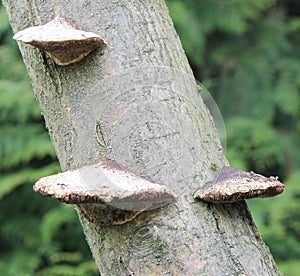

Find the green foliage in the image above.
[
  {"left": 226, "top": 117, "right": 285, "bottom": 172},
  {"left": 168, "top": 0, "right": 300, "bottom": 274},
  {"left": 278, "top": 259, "right": 300, "bottom": 276},
  {"left": 248, "top": 170, "right": 300, "bottom": 262},
  {"left": 0, "top": 2, "right": 97, "bottom": 275},
  {"left": 167, "top": 0, "right": 274, "bottom": 66}
]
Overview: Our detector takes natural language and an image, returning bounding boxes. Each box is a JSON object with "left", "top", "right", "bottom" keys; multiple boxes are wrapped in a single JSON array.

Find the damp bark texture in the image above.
[{"left": 4, "top": 0, "right": 282, "bottom": 275}]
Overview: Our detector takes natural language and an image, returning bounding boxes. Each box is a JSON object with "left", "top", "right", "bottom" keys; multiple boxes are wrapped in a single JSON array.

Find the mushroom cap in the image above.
[
  {"left": 13, "top": 17, "right": 106, "bottom": 65},
  {"left": 34, "top": 161, "right": 176, "bottom": 211},
  {"left": 193, "top": 166, "right": 285, "bottom": 203}
]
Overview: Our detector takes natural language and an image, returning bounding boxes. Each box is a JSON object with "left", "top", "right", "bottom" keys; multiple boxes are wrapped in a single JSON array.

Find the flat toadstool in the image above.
[
  {"left": 193, "top": 166, "right": 285, "bottom": 203},
  {"left": 34, "top": 161, "right": 176, "bottom": 225},
  {"left": 13, "top": 17, "right": 106, "bottom": 66}
]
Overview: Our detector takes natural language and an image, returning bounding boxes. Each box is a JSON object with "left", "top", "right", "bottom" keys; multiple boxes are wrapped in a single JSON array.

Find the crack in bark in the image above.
[
  {"left": 210, "top": 204, "right": 248, "bottom": 275},
  {"left": 40, "top": 50, "right": 63, "bottom": 94},
  {"left": 242, "top": 204, "right": 262, "bottom": 240}
]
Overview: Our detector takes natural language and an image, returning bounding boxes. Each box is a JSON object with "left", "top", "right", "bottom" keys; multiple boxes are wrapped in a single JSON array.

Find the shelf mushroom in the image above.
[
  {"left": 34, "top": 161, "right": 176, "bottom": 225},
  {"left": 193, "top": 166, "right": 284, "bottom": 203},
  {"left": 13, "top": 17, "right": 106, "bottom": 66}
]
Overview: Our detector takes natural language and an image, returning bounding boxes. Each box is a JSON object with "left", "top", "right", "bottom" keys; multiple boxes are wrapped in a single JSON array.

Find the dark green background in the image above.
[{"left": 1, "top": 0, "right": 299, "bottom": 275}]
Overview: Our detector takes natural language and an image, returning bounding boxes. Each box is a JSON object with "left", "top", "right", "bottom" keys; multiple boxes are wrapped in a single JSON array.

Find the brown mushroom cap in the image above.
[
  {"left": 13, "top": 17, "right": 106, "bottom": 66},
  {"left": 34, "top": 161, "right": 175, "bottom": 211},
  {"left": 193, "top": 166, "right": 285, "bottom": 203}
]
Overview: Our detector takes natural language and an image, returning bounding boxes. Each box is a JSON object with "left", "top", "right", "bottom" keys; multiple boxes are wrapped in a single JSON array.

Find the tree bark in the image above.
[{"left": 4, "top": 0, "right": 281, "bottom": 275}]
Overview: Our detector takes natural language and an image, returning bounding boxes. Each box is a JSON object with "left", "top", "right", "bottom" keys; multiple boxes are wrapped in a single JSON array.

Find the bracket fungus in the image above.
[
  {"left": 13, "top": 17, "right": 106, "bottom": 66},
  {"left": 34, "top": 161, "right": 176, "bottom": 225},
  {"left": 193, "top": 166, "right": 284, "bottom": 203}
]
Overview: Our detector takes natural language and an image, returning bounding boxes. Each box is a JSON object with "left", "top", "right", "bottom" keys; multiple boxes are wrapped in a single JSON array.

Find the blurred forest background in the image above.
[{"left": 0, "top": 0, "right": 299, "bottom": 275}]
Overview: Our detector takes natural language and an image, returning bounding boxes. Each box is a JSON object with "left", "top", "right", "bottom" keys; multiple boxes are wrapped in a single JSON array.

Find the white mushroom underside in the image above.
[{"left": 13, "top": 26, "right": 103, "bottom": 42}]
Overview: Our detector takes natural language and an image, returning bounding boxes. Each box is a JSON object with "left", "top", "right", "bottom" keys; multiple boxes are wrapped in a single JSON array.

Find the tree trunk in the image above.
[{"left": 4, "top": 0, "right": 281, "bottom": 275}]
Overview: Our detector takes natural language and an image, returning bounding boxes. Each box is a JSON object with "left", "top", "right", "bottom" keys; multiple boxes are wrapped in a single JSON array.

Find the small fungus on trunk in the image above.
[{"left": 193, "top": 166, "right": 284, "bottom": 203}]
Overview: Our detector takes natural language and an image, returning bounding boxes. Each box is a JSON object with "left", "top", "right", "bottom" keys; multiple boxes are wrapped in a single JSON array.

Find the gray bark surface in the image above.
[{"left": 4, "top": 0, "right": 281, "bottom": 275}]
